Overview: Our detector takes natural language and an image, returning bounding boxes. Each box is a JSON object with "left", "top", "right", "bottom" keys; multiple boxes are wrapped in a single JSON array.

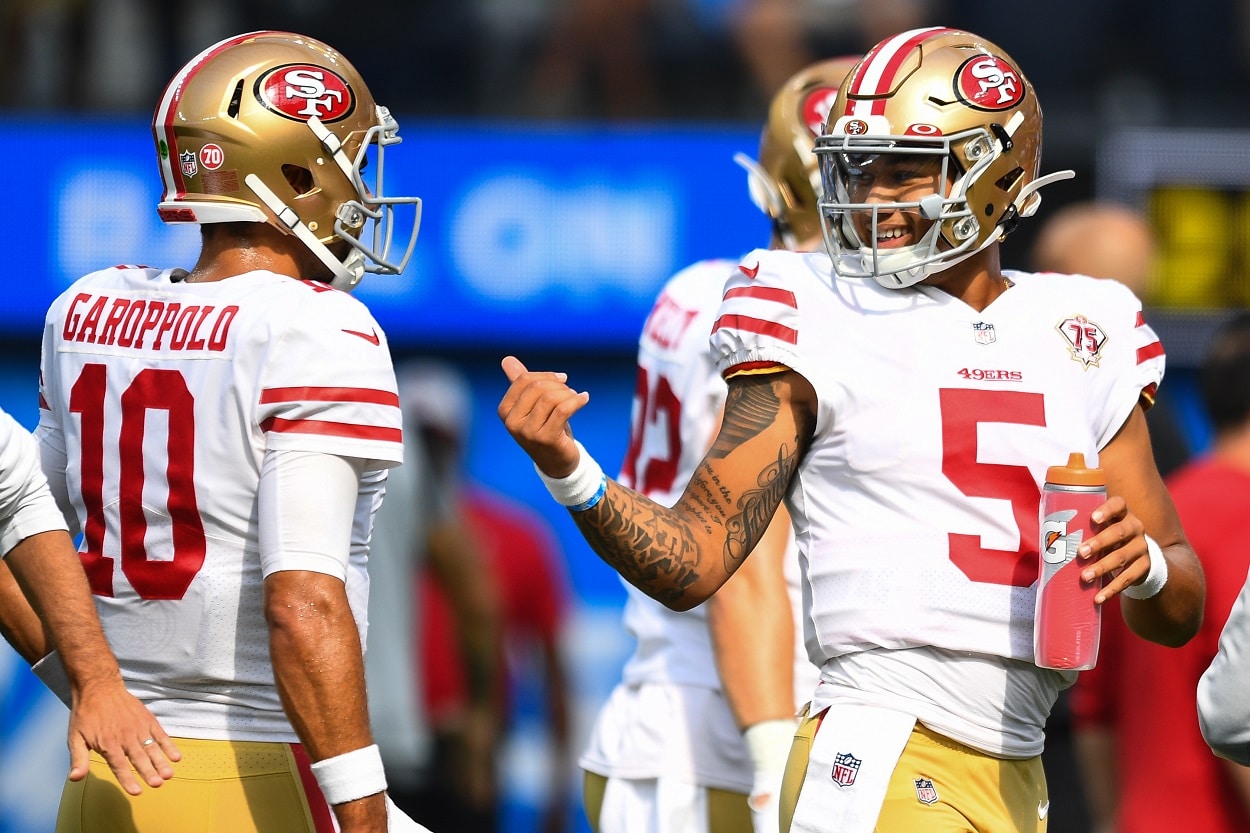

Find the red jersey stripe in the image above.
[
  {"left": 712, "top": 314, "right": 798, "bottom": 344},
  {"left": 723, "top": 286, "right": 798, "bottom": 307},
  {"left": 261, "top": 416, "right": 402, "bottom": 444},
  {"left": 1136, "top": 341, "right": 1165, "bottom": 364},
  {"left": 1135, "top": 311, "right": 1145, "bottom": 327},
  {"left": 260, "top": 386, "right": 400, "bottom": 407},
  {"left": 289, "top": 744, "right": 337, "bottom": 833}
]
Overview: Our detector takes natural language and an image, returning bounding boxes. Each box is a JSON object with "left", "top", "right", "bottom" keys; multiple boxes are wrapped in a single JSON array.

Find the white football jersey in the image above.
[
  {"left": 583, "top": 257, "right": 820, "bottom": 788},
  {"left": 617, "top": 257, "right": 817, "bottom": 700},
  {"left": 0, "top": 408, "right": 69, "bottom": 558},
  {"left": 36, "top": 266, "right": 403, "bottom": 741},
  {"left": 616, "top": 259, "right": 733, "bottom": 690},
  {"left": 711, "top": 249, "right": 1164, "bottom": 754}
]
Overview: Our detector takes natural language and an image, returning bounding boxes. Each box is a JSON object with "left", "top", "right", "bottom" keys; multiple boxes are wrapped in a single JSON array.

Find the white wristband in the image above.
[
  {"left": 1122, "top": 535, "right": 1169, "bottom": 600},
  {"left": 310, "top": 744, "right": 387, "bottom": 805},
  {"left": 31, "top": 651, "right": 72, "bottom": 708},
  {"left": 743, "top": 718, "right": 796, "bottom": 777},
  {"left": 534, "top": 440, "right": 607, "bottom": 512}
]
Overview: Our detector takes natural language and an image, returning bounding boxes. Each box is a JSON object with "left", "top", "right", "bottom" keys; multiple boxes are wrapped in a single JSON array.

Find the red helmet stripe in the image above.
[
  {"left": 153, "top": 31, "right": 293, "bottom": 201},
  {"left": 846, "top": 27, "right": 957, "bottom": 117}
]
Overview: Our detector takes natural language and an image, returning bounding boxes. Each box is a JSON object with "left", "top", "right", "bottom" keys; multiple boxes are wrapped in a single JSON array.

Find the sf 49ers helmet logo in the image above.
[
  {"left": 954, "top": 55, "right": 1024, "bottom": 111},
  {"left": 256, "top": 63, "right": 355, "bottom": 123},
  {"left": 800, "top": 86, "right": 839, "bottom": 138}
]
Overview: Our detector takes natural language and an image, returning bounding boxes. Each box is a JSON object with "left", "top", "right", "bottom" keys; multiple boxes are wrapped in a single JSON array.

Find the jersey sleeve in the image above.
[
  {"left": 34, "top": 295, "right": 79, "bottom": 537},
  {"left": 0, "top": 410, "right": 70, "bottom": 557},
  {"left": 1092, "top": 281, "right": 1166, "bottom": 450},
  {"left": 1198, "top": 565, "right": 1250, "bottom": 764},
  {"left": 710, "top": 249, "right": 802, "bottom": 379},
  {"left": 1131, "top": 310, "right": 1166, "bottom": 408},
  {"left": 257, "top": 292, "right": 403, "bottom": 469}
]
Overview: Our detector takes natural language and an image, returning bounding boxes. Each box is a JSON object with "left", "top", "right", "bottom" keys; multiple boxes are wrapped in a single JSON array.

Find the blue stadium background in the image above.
[{"left": 0, "top": 116, "right": 1217, "bottom": 833}]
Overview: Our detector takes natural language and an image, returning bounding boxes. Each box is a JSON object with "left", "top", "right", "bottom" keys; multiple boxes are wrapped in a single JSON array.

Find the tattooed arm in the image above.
[{"left": 499, "top": 356, "right": 816, "bottom": 610}]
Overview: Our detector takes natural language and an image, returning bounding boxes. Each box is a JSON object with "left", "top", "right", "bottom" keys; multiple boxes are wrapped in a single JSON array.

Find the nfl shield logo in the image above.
[
  {"left": 831, "top": 751, "right": 862, "bottom": 787},
  {"left": 914, "top": 777, "right": 939, "bottom": 805},
  {"left": 972, "top": 321, "right": 996, "bottom": 345},
  {"left": 180, "top": 150, "right": 198, "bottom": 178}
]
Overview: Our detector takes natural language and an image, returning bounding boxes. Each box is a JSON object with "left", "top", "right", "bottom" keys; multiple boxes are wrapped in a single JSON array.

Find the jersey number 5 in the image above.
[
  {"left": 70, "top": 363, "right": 206, "bottom": 600},
  {"left": 941, "top": 388, "right": 1045, "bottom": 587}
]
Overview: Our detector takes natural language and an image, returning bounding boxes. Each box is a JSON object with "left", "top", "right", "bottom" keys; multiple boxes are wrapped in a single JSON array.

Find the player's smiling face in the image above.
[{"left": 842, "top": 152, "right": 947, "bottom": 248}]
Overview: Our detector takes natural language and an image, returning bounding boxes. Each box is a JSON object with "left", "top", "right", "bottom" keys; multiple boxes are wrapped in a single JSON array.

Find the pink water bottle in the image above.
[{"left": 1034, "top": 453, "right": 1106, "bottom": 671}]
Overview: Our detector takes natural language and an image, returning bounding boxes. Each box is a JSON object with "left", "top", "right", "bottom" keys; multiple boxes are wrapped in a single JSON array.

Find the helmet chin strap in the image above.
[{"left": 244, "top": 173, "right": 365, "bottom": 291}]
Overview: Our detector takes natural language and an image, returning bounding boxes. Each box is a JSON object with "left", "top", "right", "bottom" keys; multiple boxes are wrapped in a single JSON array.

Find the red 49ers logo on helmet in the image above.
[
  {"left": 801, "top": 86, "right": 839, "bottom": 137},
  {"left": 256, "top": 63, "right": 356, "bottom": 123},
  {"left": 954, "top": 55, "right": 1024, "bottom": 111}
]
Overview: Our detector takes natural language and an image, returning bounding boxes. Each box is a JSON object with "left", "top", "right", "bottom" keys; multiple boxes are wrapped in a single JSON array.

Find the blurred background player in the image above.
[
  {"left": 365, "top": 362, "right": 504, "bottom": 826},
  {"left": 34, "top": 30, "right": 426, "bottom": 833},
  {"left": 0, "top": 406, "right": 179, "bottom": 800},
  {"left": 500, "top": 27, "right": 1205, "bottom": 833},
  {"left": 1076, "top": 310, "right": 1250, "bottom": 833},
  {"left": 402, "top": 359, "right": 573, "bottom": 833},
  {"left": 577, "top": 56, "right": 856, "bottom": 833},
  {"left": 1198, "top": 313, "right": 1250, "bottom": 770},
  {"left": 1028, "top": 202, "right": 1156, "bottom": 300}
]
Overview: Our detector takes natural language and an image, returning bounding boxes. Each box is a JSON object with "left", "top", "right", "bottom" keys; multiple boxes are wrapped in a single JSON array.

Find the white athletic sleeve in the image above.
[
  {"left": 258, "top": 448, "right": 366, "bottom": 580},
  {"left": 0, "top": 410, "right": 70, "bottom": 558},
  {"left": 32, "top": 420, "right": 79, "bottom": 539},
  {"left": 1198, "top": 565, "right": 1250, "bottom": 764},
  {"left": 31, "top": 651, "right": 72, "bottom": 707}
]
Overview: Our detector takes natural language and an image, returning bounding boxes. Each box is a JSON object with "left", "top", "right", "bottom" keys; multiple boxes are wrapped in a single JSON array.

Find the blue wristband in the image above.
[{"left": 570, "top": 476, "right": 608, "bottom": 512}]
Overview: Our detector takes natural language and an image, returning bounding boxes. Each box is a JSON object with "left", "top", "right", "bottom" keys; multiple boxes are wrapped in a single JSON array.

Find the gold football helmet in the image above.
[
  {"left": 735, "top": 56, "right": 861, "bottom": 250},
  {"left": 815, "top": 27, "right": 1073, "bottom": 288},
  {"left": 152, "top": 31, "right": 421, "bottom": 291}
]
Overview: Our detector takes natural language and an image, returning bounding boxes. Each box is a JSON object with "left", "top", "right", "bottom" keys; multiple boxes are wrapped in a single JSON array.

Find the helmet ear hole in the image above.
[
  {"left": 995, "top": 167, "right": 1025, "bottom": 194},
  {"left": 283, "top": 164, "right": 314, "bottom": 196}
]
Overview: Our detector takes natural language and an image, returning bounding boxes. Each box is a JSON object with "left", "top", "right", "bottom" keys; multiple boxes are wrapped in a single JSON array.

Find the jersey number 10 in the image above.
[{"left": 70, "top": 362, "right": 206, "bottom": 601}]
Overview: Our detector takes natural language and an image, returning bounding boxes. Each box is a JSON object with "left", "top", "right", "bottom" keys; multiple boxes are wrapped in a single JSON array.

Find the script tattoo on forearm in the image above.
[
  {"left": 722, "top": 443, "right": 798, "bottom": 572},
  {"left": 572, "top": 484, "right": 703, "bottom": 608}
]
